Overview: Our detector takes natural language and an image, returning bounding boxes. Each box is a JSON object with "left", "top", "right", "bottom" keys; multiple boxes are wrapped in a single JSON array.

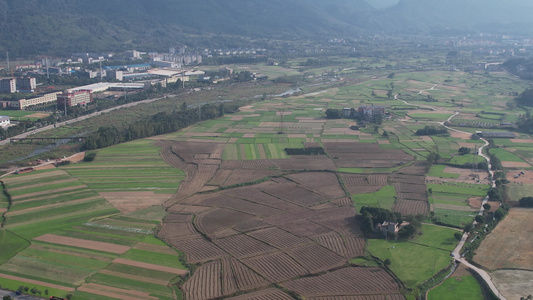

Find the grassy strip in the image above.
[
  {"left": 0, "top": 229, "right": 30, "bottom": 265},
  {"left": 85, "top": 273, "right": 173, "bottom": 297},
  {"left": 352, "top": 185, "right": 396, "bottom": 210},
  {"left": 5, "top": 199, "right": 108, "bottom": 225},
  {"left": 428, "top": 165, "right": 460, "bottom": 178},
  {"left": 427, "top": 274, "right": 483, "bottom": 300},
  {"left": 119, "top": 249, "right": 185, "bottom": 270},
  {"left": 7, "top": 180, "right": 86, "bottom": 197}
]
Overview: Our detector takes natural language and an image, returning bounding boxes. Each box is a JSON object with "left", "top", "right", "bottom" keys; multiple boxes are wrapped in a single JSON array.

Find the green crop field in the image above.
[
  {"left": 85, "top": 272, "right": 174, "bottom": 298},
  {"left": 0, "top": 229, "right": 30, "bottom": 265},
  {"left": 61, "top": 140, "right": 184, "bottom": 192},
  {"left": 352, "top": 185, "right": 396, "bottom": 209},
  {"left": 368, "top": 236, "right": 453, "bottom": 287},
  {"left": 489, "top": 148, "right": 529, "bottom": 163},
  {"left": 449, "top": 154, "right": 484, "bottom": 166},
  {"left": 427, "top": 274, "right": 483, "bottom": 300},
  {"left": 427, "top": 183, "right": 489, "bottom": 197},
  {"left": 120, "top": 249, "right": 186, "bottom": 269},
  {"left": 409, "top": 113, "right": 454, "bottom": 120},
  {"left": 433, "top": 209, "right": 478, "bottom": 228},
  {"left": 411, "top": 225, "right": 459, "bottom": 251},
  {"left": 1, "top": 57, "right": 532, "bottom": 299},
  {"left": 428, "top": 165, "right": 460, "bottom": 178}
]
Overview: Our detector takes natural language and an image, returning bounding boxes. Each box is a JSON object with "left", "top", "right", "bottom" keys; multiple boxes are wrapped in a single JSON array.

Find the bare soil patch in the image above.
[
  {"left": 450, "top": 131, "right": 472, "bottom": 140},
  {"left": 113, "top": 258, "right": 188, "bottom": 275},
  {"left": 510, "top": 138, "right": 533, "bottom": 143},
  {"left": 0, "top": 273, "right": 74, "bottom": 291},
  {"left": 35, "top": 234, "right": 130, "bottom": 254},
  {"left": 64, "top": 152, "right": 86, "bottom": 163},
  {"left": 33, "top": 164, "right": 56, "bottom": 171},
  {"left": 26, "top": 112, "right": 50, "bottom": 119},
  {"left": 182, "top": 261, "right": 223, "bottom": 300},
  {"left": 506, "top": 170, "right": 533, "bottom": 184},
  {"left": 491, "top": 269, "right": 533, "bottom": 300},
  {"left": 450, "top": 264, "right": 471, "bottom": 278},
  {"left": 502, "top": 161, "right": 531, "bottom": 168},
  {"left": 467, "top": 197, "right": 484, "bottom": 209},
  {"left": 282, "top": 267, "right": 401, "bottom": 297},
  {"left": 474, "top": 208, "right": 533, "bottom": 270},
  {"left": 99, "top": 191, "right": 170, "bottom": 213},
  {"left": 133, "top": 242, "right": 177, "bottom": 255},
  {"left": 226, "top": 288, "right": 294, "bottom": 300}
]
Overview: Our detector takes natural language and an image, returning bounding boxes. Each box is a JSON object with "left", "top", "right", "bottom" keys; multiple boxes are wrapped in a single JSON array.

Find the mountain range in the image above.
[{"left": 1, "top": 0, "right": 532, "bottom": 57}]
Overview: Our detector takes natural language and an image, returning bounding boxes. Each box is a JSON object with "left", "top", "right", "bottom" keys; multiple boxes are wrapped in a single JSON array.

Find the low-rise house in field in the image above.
[
  {"left": 0, "top": 115, "right": 10, "bottom": 127},
  {"left": 376, "top": 221, "right": 400, "bottom": 237},
  {"left": 476, "top": 131, "right": 516, "bottom": 138},
  {"left": 358, "top": 105, "right": 385, "bottom": 117}
]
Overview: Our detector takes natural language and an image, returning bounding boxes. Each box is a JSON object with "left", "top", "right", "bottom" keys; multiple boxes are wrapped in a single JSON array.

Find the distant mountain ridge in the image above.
[{"left": 1, "top": 0, "right": 532, "bottom": 57}]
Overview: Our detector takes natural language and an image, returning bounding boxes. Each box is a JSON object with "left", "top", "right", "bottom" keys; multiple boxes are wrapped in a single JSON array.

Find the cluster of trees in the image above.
[
  {"left": 503, "top": 58, "right": 533, "bottom": 80},
  {"left": 10, "top": 286, "right": 53, "bottom": 298},
  {"left": 415, "top": 125, "right": 447, "bottom": 136},
  {"left": 397, "top": 215, "right": 423, "bottom": 240},
  {"left": 325, "top": 108, "right": 343, "bottom": 119},
  {"left": 299, "top": 58, "right": 338, "bottom": 67},
  {"left": 458, "top": 147, "right": 471, "bottom": 155},
  {"left": 83, "top": 103, "right": 230, "bottom": 150},
  {"left": 359, "top": 207, "right": 402, "bottom": 237},
  {"left": 359, "top": 207, "right": 424, "bottom": 240},
  {"left": 462, "top": 202, "right": 510, "bottom": 260},
  {"left": 284, "top": 147, "right": 325, "bottom": 155},
  {"left": 517, "top": 110, "right": 533, "bottom": 134},
  {"left": 515, "top": 88, "right": 533, "bottom": 106},
  {"left": 519, "top": 196, "right": 533, "bottom": 207},
  {"left": 0, "top": 114, "right": 57, "bottom": 140}
]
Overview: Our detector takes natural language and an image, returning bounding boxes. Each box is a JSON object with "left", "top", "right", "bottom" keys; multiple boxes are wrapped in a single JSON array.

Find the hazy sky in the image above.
[{"left": 366, "top": 0, "right": 400, "bottom": 9}]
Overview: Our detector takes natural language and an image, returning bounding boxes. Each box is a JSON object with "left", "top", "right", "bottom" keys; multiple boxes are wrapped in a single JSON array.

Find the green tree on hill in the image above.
[
  {"left": 516, "top": 88, "right": 533, "bottom": 106},
  {"left": 458, "top": 147, "right": 471, "bottom": 155}
]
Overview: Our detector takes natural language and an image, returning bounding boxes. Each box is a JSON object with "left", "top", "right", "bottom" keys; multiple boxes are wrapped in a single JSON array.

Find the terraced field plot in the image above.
[
  {"left": 0, "top": 140, "right": 187, "bottom": 300},
  {"left": 428, "top": 182, "right": 490, "bottom": 227},
  {"left": 154, "top": 139, "right": 406, "bottom": 299}
]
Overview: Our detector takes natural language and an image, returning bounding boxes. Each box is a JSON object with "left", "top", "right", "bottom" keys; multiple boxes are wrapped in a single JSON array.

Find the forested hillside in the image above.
[{"left": 1, "top": 0, "right": 533, "bottom": 57}]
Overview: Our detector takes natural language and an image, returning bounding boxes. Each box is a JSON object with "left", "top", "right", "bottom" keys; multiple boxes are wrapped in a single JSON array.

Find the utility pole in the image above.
[
  {"left": 6, "top": 51, "right": 9, "bottom": 74},
  {"left": 279, "top": 108, "right": 284, "bottom": 134},
  {"left": 198, "top": 103, "right": 201, "bottom": 121},
  {"left": 46, "top": 57, "right": 50, "bottom": 79}
]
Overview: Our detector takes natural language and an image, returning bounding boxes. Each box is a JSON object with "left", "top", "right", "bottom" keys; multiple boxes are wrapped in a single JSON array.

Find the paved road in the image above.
[{"left": 0, "top": 94, "right": 174, "bottom": 147}]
